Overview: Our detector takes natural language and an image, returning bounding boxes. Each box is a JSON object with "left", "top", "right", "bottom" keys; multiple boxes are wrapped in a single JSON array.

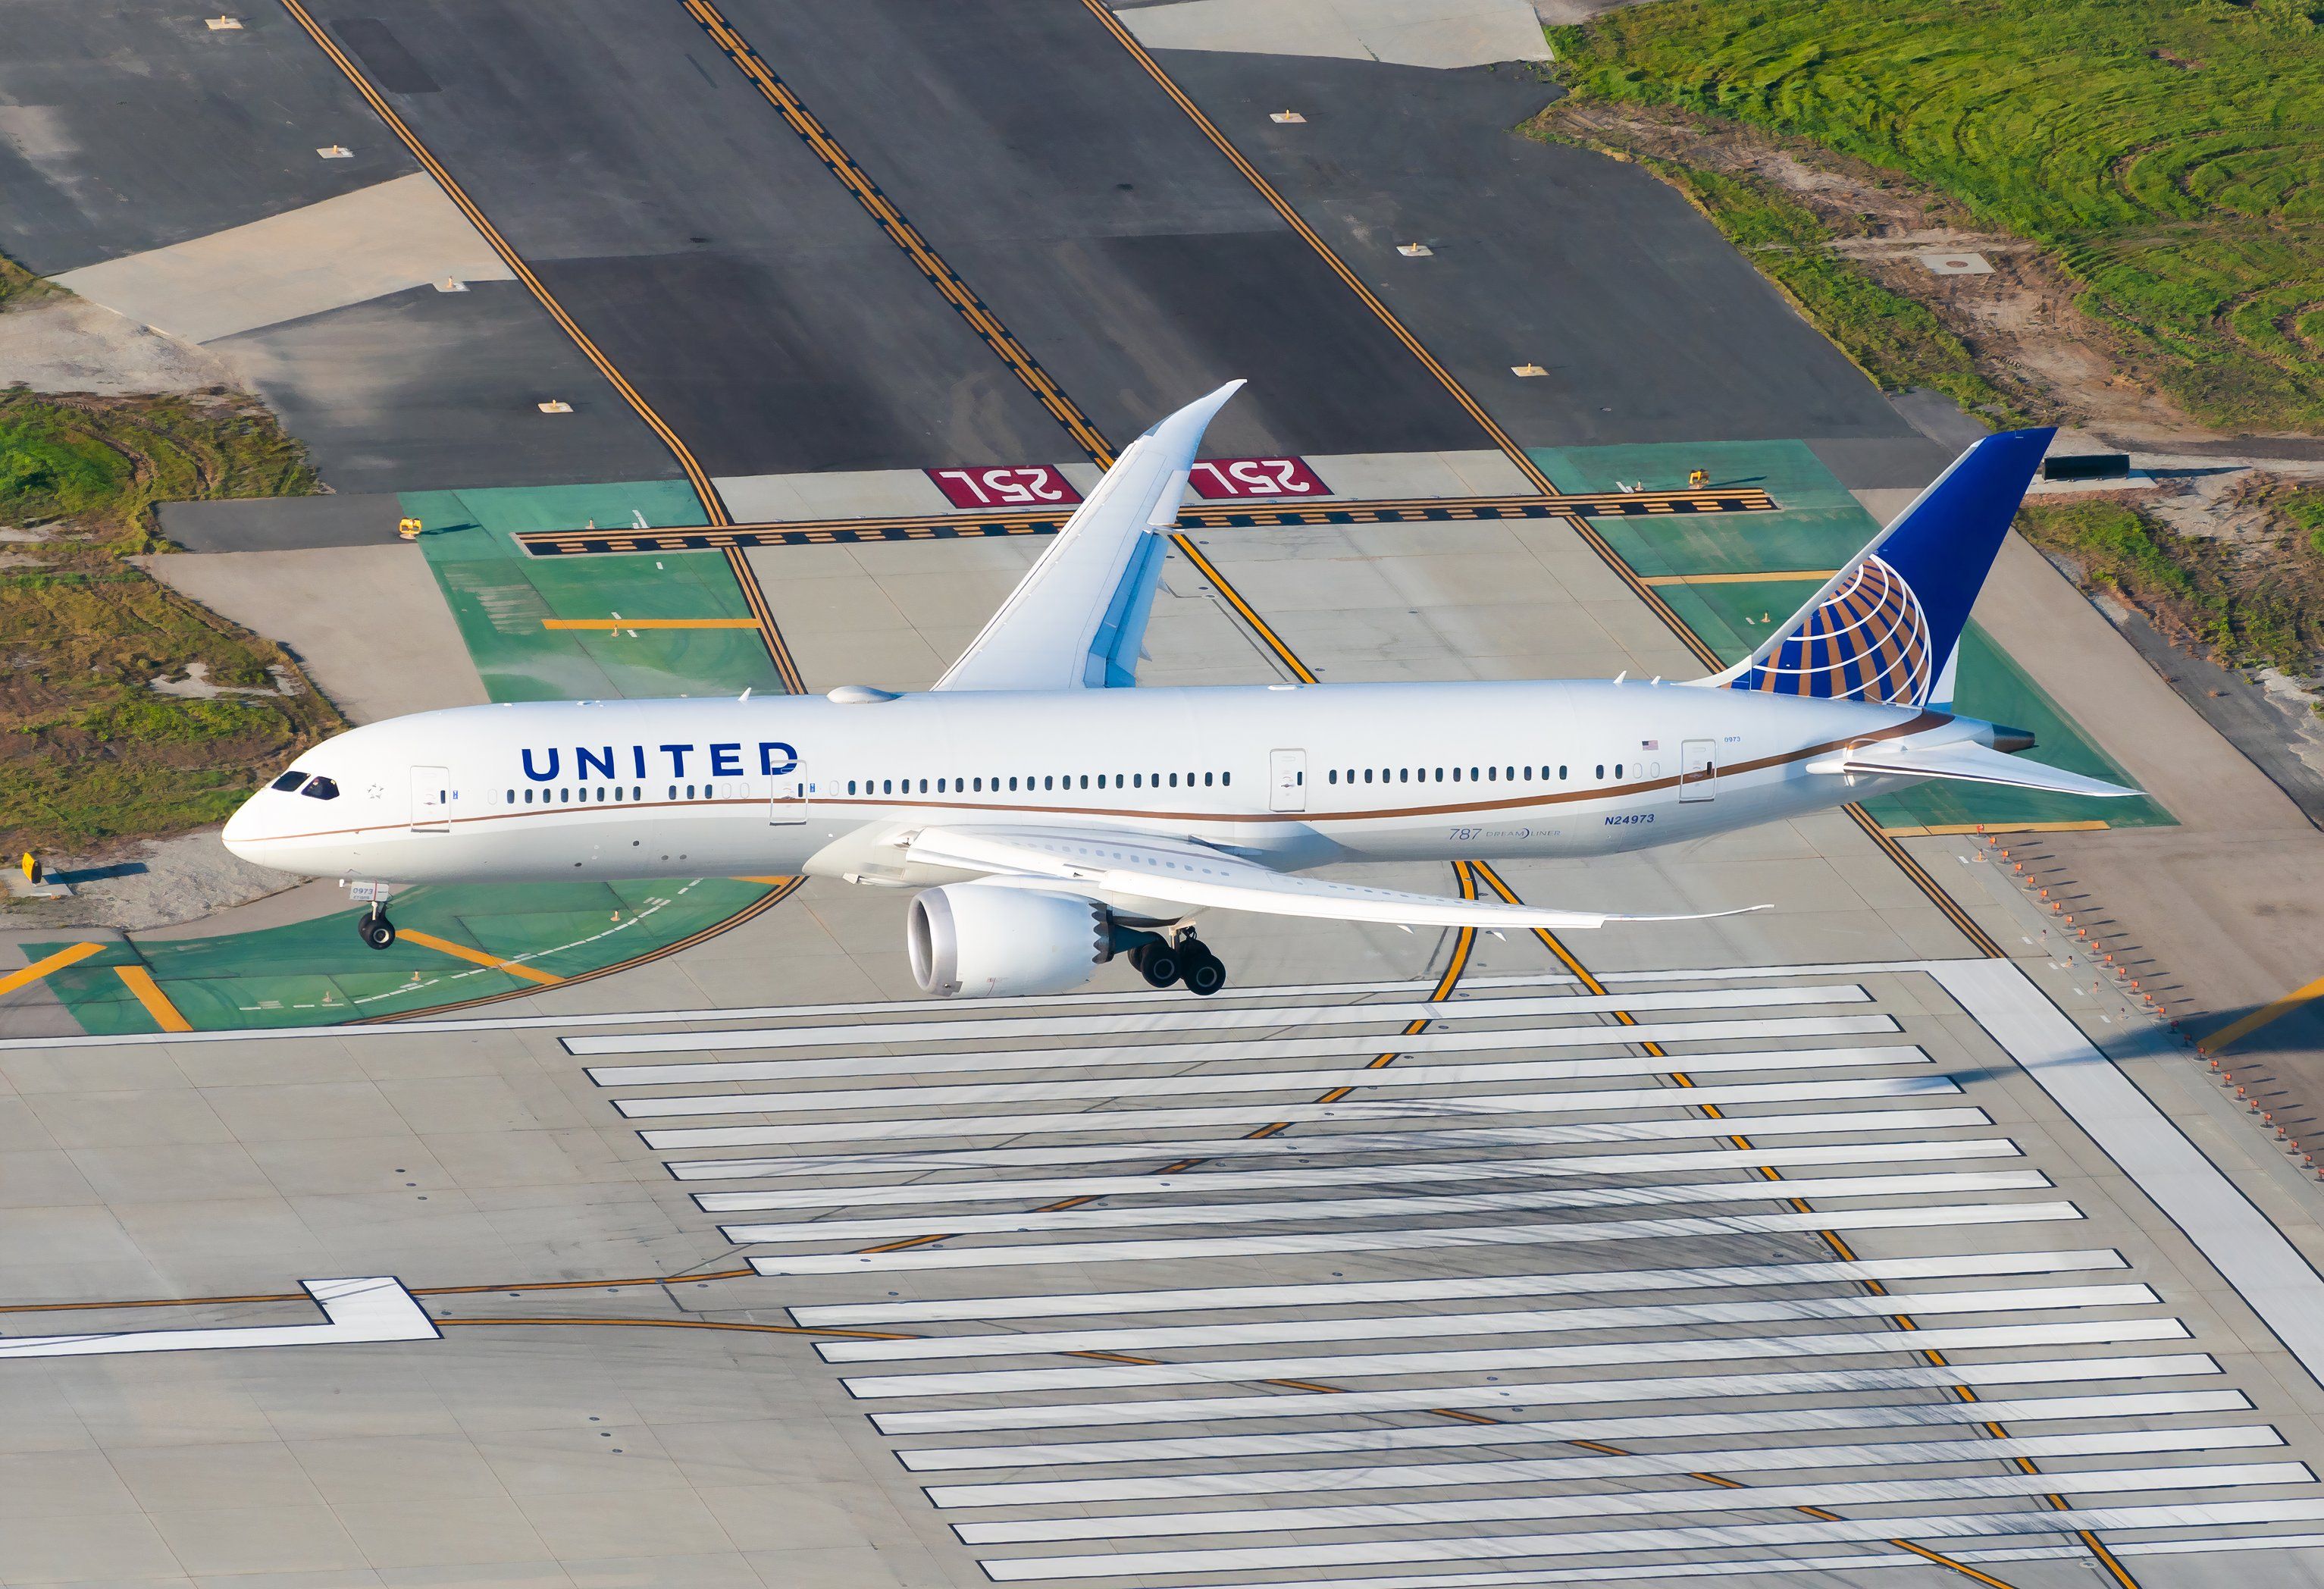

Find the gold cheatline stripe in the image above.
[
  {"left": 0, "top": 940, "right": 105, "bottom": 998},
  {"left": 680, "top": 0, "right": 1114, "bottom": 466},
  {"left": 277, "top": 0, "right": 731, "bottom": 527},
  {"left": 114, "top": 965, "right": 192, "bottom": 1033}
]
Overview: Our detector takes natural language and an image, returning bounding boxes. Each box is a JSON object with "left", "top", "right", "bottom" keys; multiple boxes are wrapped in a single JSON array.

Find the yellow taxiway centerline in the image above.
[
  {"left": 396, "top": 929, "right": 562, "bottom": 986},
  {"left": 0, "top": 941, "right": 106, "bottom": 998},
  {"left": 114, "top": 965, "right": 192, "bottom": 1033},
  {"left": 2201, "top": 970, "right": 2324, "bottom": 1055}
]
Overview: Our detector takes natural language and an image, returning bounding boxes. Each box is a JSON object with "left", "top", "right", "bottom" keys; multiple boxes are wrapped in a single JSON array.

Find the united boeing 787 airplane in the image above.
[{"left": 224, "top": 383, "right": 2131, "bottom": 997}]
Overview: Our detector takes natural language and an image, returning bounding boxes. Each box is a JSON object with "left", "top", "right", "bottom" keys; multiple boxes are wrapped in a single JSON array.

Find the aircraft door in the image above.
[
  {"left": 769, "top": 759, "right": 810, "bottom": 825},
  {"left": 1269, "top": 749, "right": 1308, "bottom": 813},
  {"left": 411, "top": 766, "right": 450, "bottom": 832},
  {"left": 1679, "top": 740, "right": 1716, "bottom": 802}
]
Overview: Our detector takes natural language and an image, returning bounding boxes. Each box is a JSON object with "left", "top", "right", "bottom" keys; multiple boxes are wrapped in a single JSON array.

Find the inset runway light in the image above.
[
  {"left": 1270, "top": 111, "right": 1307, "bottom": 124},
  {"left": 1397, "top": 243, "right": 1434, "bottom": 258},
  {"left": 317, "top": 145, "right": 352, "bottom": 159},
  {"left": 205, "top": 15, "right": 243, "bottom": 28},
  {"left": 537, "top": 400, "right": 574, "bottom": 414},
  {"left": 1511, "top": 363, "right": 1548, "bottom": 378},
  {"left": 435, "top": 279, "right": 468, "bottom": 293}
]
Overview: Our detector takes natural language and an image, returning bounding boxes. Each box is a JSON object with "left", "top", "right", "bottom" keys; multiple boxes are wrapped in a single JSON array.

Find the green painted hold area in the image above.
[
  {"left": 31, "top": 480, "right": 790, "bottom": 1036},
  {"left": 1531, "top": 441, "right": 2173, "bottom": 832}
]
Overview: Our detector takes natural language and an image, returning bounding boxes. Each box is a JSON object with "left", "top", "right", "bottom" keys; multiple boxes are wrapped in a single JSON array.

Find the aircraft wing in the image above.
[
  {"left": 1809, "top": 738, "right": 2138, "bottom": 798},
  {"left": 904, "top": 826, "right": 1766, "bottom": 930},
  {"left": 932, "top": 381, "right": 1243, "bottom": 693}
]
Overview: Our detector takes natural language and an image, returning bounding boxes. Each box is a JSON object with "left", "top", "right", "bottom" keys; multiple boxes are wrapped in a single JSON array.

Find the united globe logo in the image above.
[{"left": 1744, "top": 556, "right": 1933, "bottom": 706}]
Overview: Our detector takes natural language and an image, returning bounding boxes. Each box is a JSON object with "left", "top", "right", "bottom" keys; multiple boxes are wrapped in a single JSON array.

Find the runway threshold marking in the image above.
[
  {"left": 677, "top": 0, "right": 1114, "bottom": 467},
  {"left": 396, "top": 928, "right": 563, "bottom": 986},
  {"left": 276, "top": 0, "right": 731, "bottom": 525},
  {"left": 0, "top": 941, "right": 105, "bottom": 998},
  {"left": 2200, "top": 969, "right": 2324, "bottom": 1056},
  {"left": 1472, "top": 859, "right": 2135, "bottom": 1589},
  {"left": 113, "top": 965, "right": 191, "bottom": 1033}
]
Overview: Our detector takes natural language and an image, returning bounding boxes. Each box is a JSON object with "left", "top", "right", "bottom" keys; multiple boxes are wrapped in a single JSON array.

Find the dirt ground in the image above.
[
  {"left": 1537, "top": 101, "right": 2220, "bottom": 448},
  {"left": 0, "top": 293, "right": 238, "bottom": 395}
]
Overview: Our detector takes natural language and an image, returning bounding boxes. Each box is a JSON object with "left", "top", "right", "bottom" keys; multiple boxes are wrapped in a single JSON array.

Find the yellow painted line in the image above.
[
  {"left": 540, "top": 618, "right": 764, "bottom": 630},
  {"left": 0, "top": 941, "right": 106, "bottom": 998},
  {"left": 114, "top": 965, "right": 192, "bottom": 1033},
  {"left": 2200, "top": 970, "right": 2324, "bottom": 1055},
  {"left": 1882, "top": 820, "right": 2111, "bottom": 838},
  {"left": 731, "top": 875, "right": 794, "bottom": 885},
  {"left": 397, "top": 929, "right": 562, "bottom": 986},
  {"left": 1640, "top": 569, "right": 1837, "bottom": 585}
]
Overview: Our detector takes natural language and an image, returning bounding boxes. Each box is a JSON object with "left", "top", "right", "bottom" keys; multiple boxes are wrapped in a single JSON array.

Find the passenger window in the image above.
[
  {"left": 1473, "top": 767, "right": 1482, "bottom": 781},
  {"left": 1434, "top": 768, "right": 1443, "bottom": 782},
  {"left": 1559, "top": 765, "right": 1568, "bottom": 780},
  {"left": 1328, "top": 769, "right": 1338, "bottom": 785},
  {"left": 1363, "top": 769, "right": 1373, "bottom": 783},
  {"left": 687, "top": 785, "right": 697, "bottom": 799},
  {"left": 1168, "top": 773, "right": 1178, "bottom": 788},
  {"left": 1595, "top": 765, "right": 1605, "bottom": 779},
  {"left": 270, "top": 769, "right": 307, "bottom": 791},
  {"left": 1132, "top": 773, "right": 1142, "bottom": 788},
  {"left": 1486, "top": 766, "right": 1496, "bottom": 781},
  {"left": 667, "top": 785, "right": 676, "bottom": 800},
  {"left": 1616, "top": 763, "right": 1624, "bottom": 779},
  {"left": 1221, "top": 771, "right": 1229, "bottom": 785},
  {"left": 524, "top": 790, "right": 534, "bottom": 804},
  {"left": 505, "top": 788, "right": 515, "bottom": 803}
]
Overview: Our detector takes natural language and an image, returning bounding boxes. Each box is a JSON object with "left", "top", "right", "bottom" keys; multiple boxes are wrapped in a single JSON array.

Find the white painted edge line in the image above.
[
  {"left": 752, "top": 1198, "right": 2072, "bottom": 1276},
  {"left": 573, "top": 985, "right": 1871, "bottom": 1062},
  {"left": 794, "top": 1246, "right": 2125, "bottom": 1326},
  {"left": 866, "top": 1352, "right": 2221, "bottom": 1434},
  {"left": 0, "top": 961, "right": 1950, "bottom": 1049},
  {"left": 973, "top": 1497, "right": 2324, "bottom": 1581},
  {"left": 723, "top": 1167, "right": 2050, "bottom": 1245},
  {"left": 671, "top": 1105, "right": 1996, "bottom": 1179},
  {"left": 816, "top": 1283, "right": 2154, "bottom": 1362},
  {"left": 1929, "top": 957, "right": 2324, "bottom": 1391},
  {"left": 891, "top": 1388, "right": 2253, "bottom": 1471},
  {"left": 659, "top": 1073, "right": 1965, "bottom": 1149},
  {"left": 0, "top": 1277, "right": 437, "bottom": 1359},
  {"left": 608, "top": 1021, "right": 1909, "bottom": 1111},
  {"left": 700, "top": 1137, "right": 2025, "bottom": 1211},
  {"left": 925, "top": 1424, "right": 2285, "bottom": 1506},
  {"left": 838, "top": 1317, "right": 2188, "bottom": 1399}
]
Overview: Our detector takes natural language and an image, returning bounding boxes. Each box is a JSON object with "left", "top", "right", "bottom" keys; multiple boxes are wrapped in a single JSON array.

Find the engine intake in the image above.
[{"left": 907, "top": 882, "right": 1111, "bottom": 998}]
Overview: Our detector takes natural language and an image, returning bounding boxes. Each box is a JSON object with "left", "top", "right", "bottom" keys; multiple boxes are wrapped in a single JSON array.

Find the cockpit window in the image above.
[
  {"left": 300, "top": 776, "right": 341, "bottom": 801},
  {"left": 270, "top": 770, "right": 308, "bottom": 791}
]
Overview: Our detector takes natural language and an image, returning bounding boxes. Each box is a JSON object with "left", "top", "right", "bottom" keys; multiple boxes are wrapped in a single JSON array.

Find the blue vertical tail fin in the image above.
[{"left": 1709, "top": 428, "right": 2053, "bottom": 707}]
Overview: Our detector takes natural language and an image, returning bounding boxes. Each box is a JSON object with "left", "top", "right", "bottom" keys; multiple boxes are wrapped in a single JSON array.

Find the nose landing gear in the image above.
[
  {"left": 356, "top": 902, "right": 396, "bottom": 950},
  {"left": 1126, "top": 933, "right": 1227, "bottom": 996}
]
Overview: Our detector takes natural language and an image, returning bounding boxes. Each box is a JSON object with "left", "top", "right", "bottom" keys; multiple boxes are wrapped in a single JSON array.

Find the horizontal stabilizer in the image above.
[
  {"left": 905, "top": 827, "right": 1769, "bottom": 930},
  {"left": 1809, "top": 740, "right": 2138, "bottom": 799}
]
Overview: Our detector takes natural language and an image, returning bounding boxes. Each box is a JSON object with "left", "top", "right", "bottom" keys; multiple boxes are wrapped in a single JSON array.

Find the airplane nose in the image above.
[{"left": 221, "top": 791, "right": 265, "bottom": 860}]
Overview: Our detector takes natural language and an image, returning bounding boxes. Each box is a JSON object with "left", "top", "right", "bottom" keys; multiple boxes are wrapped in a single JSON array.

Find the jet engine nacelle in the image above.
[{"left": 907, "top": 881, "right": 1111, "bottom": 998}]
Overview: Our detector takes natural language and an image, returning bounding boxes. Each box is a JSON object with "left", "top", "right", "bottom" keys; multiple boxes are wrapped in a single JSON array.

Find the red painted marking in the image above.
[
  {"left": 927, "top": 465, "right": 1084, "bottom": 509},
  {"left": 1189, "top": 456, "right": 1330, "bottom": 500}
]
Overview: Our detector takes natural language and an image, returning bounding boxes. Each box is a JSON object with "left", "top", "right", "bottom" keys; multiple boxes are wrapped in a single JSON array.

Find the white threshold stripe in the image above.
[
  {"left": 932, "top": 1426, "right": 2283, "bottom": 1509},
  {"left": 839, "top": 1318, "right": 2187, "bottom": 1399},
  {"left": 701, "top": 1138, "right": 2024, "bottom": 1212},
  {"left": 1156, "top": 1531, "right": 2324, "bottom": 1589},
  {"left": 753, "top": 1199, "right": 2075, "bottom": 1277},
  {"left": 954, "top": 1460, "right": 2307, "bottom": 1544},
  {"left": 575, "top": 986, "right": 1872, "bottom": 1065},
  {"left": 817, "top": 1283, "right": 2153, "bottom": 1363},
  {"left": 796, "top": 1249, "right": 2128, "bottom": 1326},
  {"left": 670, "top": 1107, "right": 1997, "bottom": 1181},
  {"left": 869, "top": 1352, "right": 2221, "bottom": 1434},
  {"left": 659, "top": 1074, "right": 1965, "bottom": 1149},
  {"left": 1935, "top": 959, "right": 2324, "bottom": 1393},
  {"left": 706, "top": 1142, "right": 2031, "bottom": 1217},
  {"left": 975, "top": 1499, "right": 2324, "bottom": 1582},
  {"left": 904, "top": 1396, "right": 2260, "bottom": 1478},
  {"left": 612, "top": 1028, "right": 1911, "bottom": 1118},
  {"left": 724, "top": 1168, "right": 2049, "bottom": 1246}
]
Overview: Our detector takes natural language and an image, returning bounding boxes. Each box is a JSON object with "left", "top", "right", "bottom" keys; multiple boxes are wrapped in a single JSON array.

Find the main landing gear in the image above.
[
  {"left": 1129, "top": 933, "right": 1227, "bottom": 997},
  {"left": 356, "top": 901, "right": 396, "bottom": 950}
]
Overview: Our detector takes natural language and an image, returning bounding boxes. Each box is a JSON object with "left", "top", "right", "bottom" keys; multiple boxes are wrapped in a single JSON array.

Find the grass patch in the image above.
[
  {"left": 2016, "top": 495, "right": 2324, "bottom": 672},
  {"left": 0, "top": 392, "right": 340, "bottom": 856},
  {"left": 0, "top": 249, "right": 58, "bottom": 311},
  {"left": 1549, "top": 0, "right": 2324, "bottom": 432},
  {"left": 1618, "top": 156, "right": 2029, "bottom": 422}
]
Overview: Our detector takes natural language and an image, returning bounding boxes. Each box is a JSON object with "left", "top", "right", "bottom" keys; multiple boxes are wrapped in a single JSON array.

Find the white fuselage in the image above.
[{"left": 222, "top": 679, "right": 1938, "bottom": 903}]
